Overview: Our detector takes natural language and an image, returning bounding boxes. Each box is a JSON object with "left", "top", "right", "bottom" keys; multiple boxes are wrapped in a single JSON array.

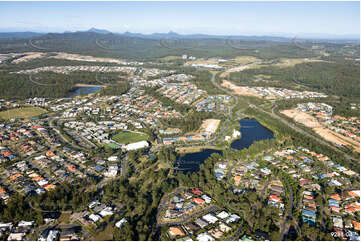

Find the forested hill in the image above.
[{"left": 0, "top": 31, "right": 357, "bottom": 61}]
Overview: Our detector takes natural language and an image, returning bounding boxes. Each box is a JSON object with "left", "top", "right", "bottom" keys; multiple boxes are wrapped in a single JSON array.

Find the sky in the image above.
[{"left": 0, "top": 1, "right": 359, "bottom": 37}]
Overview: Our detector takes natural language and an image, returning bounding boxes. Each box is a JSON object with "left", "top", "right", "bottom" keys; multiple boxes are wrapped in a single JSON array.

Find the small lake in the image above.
[
  {"left": 176, "top": 118, "right": 274, "bottom": 173},
  {"left": 68, "top": 86, "right": 103, "bottom": 98},
  {"left": 176, "top": 149, "right": 223, "bottom": 173},
  {"left": 230, "top": 118, "right": 274, "bottom": 150}
]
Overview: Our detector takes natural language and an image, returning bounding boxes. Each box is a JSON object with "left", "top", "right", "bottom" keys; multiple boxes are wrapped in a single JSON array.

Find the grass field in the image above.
[
  {"left": 234, "top": 56, "right": 262, "bottom": 65},
  {"left": 0, "top": 107, "right": 47, "bottom": 120},
  {"left": 161, "top": 55, "right": 182, "bottom": 61},
  {"left": 112, "top": 131, "right": 148, "bottom": 144}
]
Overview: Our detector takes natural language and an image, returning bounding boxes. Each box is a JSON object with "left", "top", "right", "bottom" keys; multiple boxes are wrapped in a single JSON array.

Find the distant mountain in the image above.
[
  {"left": 87, "top": 28, "right": 112, "bottom": 34},
  {"left": 118, "top": 31, "right": 293, "bottom": 42},
  {"left": 0, "top": 29, "right": 358, "bottom": 43},
  {"left": 0, "top": 32, "right": 44, "bottom": 39}
]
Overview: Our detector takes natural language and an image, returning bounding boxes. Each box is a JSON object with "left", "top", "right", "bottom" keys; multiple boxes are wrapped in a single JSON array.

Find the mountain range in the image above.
[{"left": 0, "top": 28, "right": 358, "bottom": 42}]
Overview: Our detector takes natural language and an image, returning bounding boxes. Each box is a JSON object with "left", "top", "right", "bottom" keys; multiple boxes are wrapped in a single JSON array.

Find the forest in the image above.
[
  {"left": 0, "top": 71, "right": 128, "bottom": 99},
  {"left": 0, "top": 31, "right": 332, "bottom": 61},
  {"left": 230, "top": 61, "right": 360, "bottom": 100}
]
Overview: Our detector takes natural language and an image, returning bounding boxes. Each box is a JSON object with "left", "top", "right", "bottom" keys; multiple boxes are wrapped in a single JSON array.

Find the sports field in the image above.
[
  {"left": 0, "top": 107, "right": 47, "bottom": 120},
  {"left": 112, "top": 131, "right": 148, "bottom": 144}
]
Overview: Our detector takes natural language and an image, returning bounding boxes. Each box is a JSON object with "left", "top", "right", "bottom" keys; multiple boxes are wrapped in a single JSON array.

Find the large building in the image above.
[{"left": 124, "top": 140, "right": 149, "bottom": 151}]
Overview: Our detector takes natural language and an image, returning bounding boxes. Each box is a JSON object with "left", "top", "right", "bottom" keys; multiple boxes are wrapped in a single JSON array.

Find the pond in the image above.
[
  {"left": 176, "top": 118, "right": 274, "bottom": 173},
  {"left": 175, "top": 149, "right": 222, "bottom": 173},
  {"left": 68, "top": 86, "right": 103, "bottom": 98},
  {"left": 230, "top": 118, "right": 274, "bottom": 150}
]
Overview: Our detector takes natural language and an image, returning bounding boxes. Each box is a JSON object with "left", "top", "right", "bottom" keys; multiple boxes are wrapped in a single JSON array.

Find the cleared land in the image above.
[
  {"left": 12, "top": 52, "right": 47, "bottom": 63},
  {"left": 280, "top": 109, "right": 320, "bottom": 128},
  {"left": 233, "top": 56, "right": 262, "bottom": 65},
  {"left": 220, "top": 65, "right": 250, "bottom": 78},
  {"left": 52, "top": 52, "right": 124, "bottom": 64},
  {"left": 220, "top": 58, "right": 325, "bottom": 78},
  {"left": 0, "top": 107, "right": 47, "bottom": 120},
  {"left": 112, "top": 131, "right": 148, "bottom": 144},
  {"left": 221, "top": 80, "right": 261, "bottom": 98},
  {"left": 281, "top": 109, "right": 360, "bottom": 153},
  {"left": 161, "top": 56, "right": 182, "bottom": 61},
  {"left": 200, "top": 119, "right": 221, "bottom": 134},
  {"left": 185, "top": 58, "right": 219, "bottom": 65},
  {"left": 273, "top": 58, "right": 325, "bottom": 67}
]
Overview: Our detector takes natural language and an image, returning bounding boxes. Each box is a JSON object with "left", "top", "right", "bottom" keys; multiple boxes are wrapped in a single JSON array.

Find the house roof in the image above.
[
  {"left": 352, "top": 220, "right": 360, "bottom": 231},
  {"left": 330, "top": 194, "right": 341, "bottom": 201},
  {"left": 169, "top": 227, "right": 185, "bottom": 237}
]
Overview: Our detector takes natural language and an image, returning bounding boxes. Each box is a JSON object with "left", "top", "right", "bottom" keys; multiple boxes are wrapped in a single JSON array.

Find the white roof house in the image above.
[
  {"left": 89, "top": 214, "right": 101, "bottom": 222},
  {"left": 333, "top": 216, "right": 343, "bottom": 228},
  {"left": 0, "top": 223, "right": 12, "bottom": 229},
  {"left": 115, "top": 218, "right": 128, "bottom": 228},
  {"left": 201, "top": 195, "right": 212, "bottom": 204},
  {"left": 226, "top": 214, "right": 240, "bottom": 224},
  {"left": 47, "top": 230, "right": 59, "bottom": 241},
  {"left": 99, "top": 207, "right": 114, "bottom": 217},
  {"left": 216, "top": 211, "right": 230, "bottom": 220},
  {"left": 7, "top": 233, "right": 25, "bottom": 241},
  {"left": 107, "top": 156, "right": 118, "bottom": 162},
  {"left": 196, "top": 233, "right": 215, "bottom": 241},
  {"left": 202, "top": 214, "right": 218, "bottom": 224},
  {"left": 17, "top": 221, "right": 34, "bottom": 227}
]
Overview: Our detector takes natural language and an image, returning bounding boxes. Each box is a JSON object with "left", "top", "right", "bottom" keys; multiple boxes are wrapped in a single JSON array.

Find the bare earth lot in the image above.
[
  {"left": 200, "top": 119, "right": 221, "bottom": 134},
  {"left": 281, "top": 109, "right": 360, "bottom": 153},
  {"left": 280, "top": 109, "right": 320, "bottom": 128},
  {"left": 12, "top": 52, "right": 47, "bottom": 63},
  {"left": 52, "top": 52, "right": 124, "bottom": 64},
  {"left": 221, "top": 80, "right": 261, "bottom": 98},
  {"left": 220, "top": 65, "right": 250, "bottom": 78}
]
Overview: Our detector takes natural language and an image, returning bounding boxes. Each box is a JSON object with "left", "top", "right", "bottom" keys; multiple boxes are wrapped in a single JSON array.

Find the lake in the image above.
[
  {"left": 68, "top": 86, "right": 103, "bottom": 98},
  {"left": 175, "top": 149, "right": 223, "bottom": 172},
  {"left": 230, "top": 118, "right": 274, "bottom": 150},
  {"left": 176, "top": 118, "right": 274, "bottom": 172}
]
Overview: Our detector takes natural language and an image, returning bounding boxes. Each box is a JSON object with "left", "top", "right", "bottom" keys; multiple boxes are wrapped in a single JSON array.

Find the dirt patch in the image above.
[
  {"left": 52, "top": 52, "right": 123, "bottom": 64},
  {"left": 220, "top": 65, "right": 250, "bottom": 78},
  {"left": 221, "top": 80, "right": 261, "bottom": 98},
  {"left": 313, "top": 127, "right": 360, "bottom": 153},
  {"left": 200, "top": 119, "right": 221, "bottom": 134},
  {"left": 274, "top": 58, "right": 325, "bottom": 67},
  {"left": 280, "top": 109, "right": 320, "bottom": 128},
  {"left": 12, "top": 52, "right": 47, "bottom": 63},
  {"left": 233, "top": 56, "right": 262, "bottom": 65},
  {"left": 282, "top": 109, "right": 360, "bottom": 153}
]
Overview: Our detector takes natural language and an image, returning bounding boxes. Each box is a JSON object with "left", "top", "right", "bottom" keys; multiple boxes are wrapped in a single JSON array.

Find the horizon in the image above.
[{"left": 0, "top": 1, "right": 360, "bottom": 38}]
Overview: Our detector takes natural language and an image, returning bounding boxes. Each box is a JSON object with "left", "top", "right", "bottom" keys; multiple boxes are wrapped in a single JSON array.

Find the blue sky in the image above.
[{"left": 0, "top": 1, "right": 359, "bottom": 37}]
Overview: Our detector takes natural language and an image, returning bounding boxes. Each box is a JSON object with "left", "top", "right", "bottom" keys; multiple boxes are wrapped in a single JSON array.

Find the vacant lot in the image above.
[
  {"left": 200, "top": 119, "right": 221, "bottom": 134},
  {"left": 280, "top": 109, "right": 320, "bottom": 128},
  {"left": 52, "top": 52, "right": 123, "bottom": 64},
  {"left": 220, "top": 65, "right": 250, "bottom": 78},
  {"left": 0, "top": 107, "right": 47, "bottom": 120},
  {"left": 234, "top": 56, "right": 262, "bottom": 65},
  {"left": 221, "top": 80, "right": 261, "bottom": 98},
  {"left": 273, "top": 58, "right": 325, "bottom": 67},
  {"left": 282, "top": 109, "right": 360, "bottom": 153},
  {"left": 112, "top": 131, "right": 148, "bottom": 144},
  {"left": 13, "top": 52, "right": 47, "bottom": 64},
  {"left": 161, "top": 56, "right": 181, "bottom": 61}
]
